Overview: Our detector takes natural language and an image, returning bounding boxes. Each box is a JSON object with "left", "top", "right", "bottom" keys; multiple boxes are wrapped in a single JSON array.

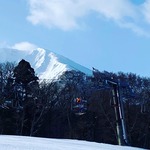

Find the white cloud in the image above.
[
  {"left": 27, "top": 0, "right": 85, "bottom": 30},
  {"left": 26, "top": 0, "right": 150, "bottom": 36},
  {"left": 27, "top": 0, "right": 136, "bottom": 30},
  {"left": 142, "top": 0, "right": 150, "bottom": 24},
  {"left": 11, "top": 42, "right": 38, "bottom": 53},
  {"left": 92, "top": 0, "right": 137, "bottom": 20},
  {"left": 117, "top": 21, "right": 150, "bottom": 37}
]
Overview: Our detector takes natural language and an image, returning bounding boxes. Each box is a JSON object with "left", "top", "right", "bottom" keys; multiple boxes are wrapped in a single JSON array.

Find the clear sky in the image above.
[{"left": 0, "top": 0, "right": 150, "bottom": 77}]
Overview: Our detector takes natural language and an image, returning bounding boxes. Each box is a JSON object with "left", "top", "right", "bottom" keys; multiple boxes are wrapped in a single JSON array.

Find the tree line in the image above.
[{"left": 0, "top": 59, "right": 150, "bottom": 149}]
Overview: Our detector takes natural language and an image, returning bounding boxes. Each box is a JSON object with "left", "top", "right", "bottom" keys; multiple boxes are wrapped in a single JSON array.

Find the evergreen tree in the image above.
[
  {"left": 13, "top": 59, "right": 39, "bottom": 135},
  {"left": 13, "top": 59, "right": 38, "bottom": 85}
]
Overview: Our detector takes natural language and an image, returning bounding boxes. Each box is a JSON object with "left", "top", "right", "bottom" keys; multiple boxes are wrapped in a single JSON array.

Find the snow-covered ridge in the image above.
[
  {"left": 0, "top": 48, "right": 92, "bottom": 80},
  {"left": 34, "top": 48, "right": 46, "bottom": 69}
]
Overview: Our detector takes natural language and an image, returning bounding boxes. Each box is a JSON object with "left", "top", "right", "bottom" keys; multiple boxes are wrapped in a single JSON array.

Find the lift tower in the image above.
[
  {"left": 107, "top": 80, "right": 128, "bottom": 145},
  {"left": 92, "top": 68, "right": 129, "bottom": 145}
]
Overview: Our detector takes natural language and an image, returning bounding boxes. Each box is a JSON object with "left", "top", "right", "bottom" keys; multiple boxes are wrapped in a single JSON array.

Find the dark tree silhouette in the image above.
[{"left": 13, "top": 59, "right": 38, "bottom": 85}]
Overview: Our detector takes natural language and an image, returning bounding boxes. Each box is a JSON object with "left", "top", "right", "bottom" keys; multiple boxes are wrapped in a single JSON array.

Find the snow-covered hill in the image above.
[
  {"left": 0, "top": 48, "right": 92, "bottom": 80},
  {"left": 0, "top": 135, "right": 142, "bottom": 150}
]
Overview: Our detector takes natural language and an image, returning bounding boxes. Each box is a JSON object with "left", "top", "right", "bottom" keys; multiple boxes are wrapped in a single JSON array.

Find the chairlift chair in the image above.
[{"left": 71, "top": 97, "right": 87, "bottom": 115}]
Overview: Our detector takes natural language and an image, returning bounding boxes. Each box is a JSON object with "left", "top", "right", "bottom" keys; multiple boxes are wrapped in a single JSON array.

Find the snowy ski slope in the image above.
[{"left": 0, "top": 135, "right": 143, "bottom": 150}]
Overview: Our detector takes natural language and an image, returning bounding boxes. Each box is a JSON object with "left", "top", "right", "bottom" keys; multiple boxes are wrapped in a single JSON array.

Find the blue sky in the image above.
[{"left": 0, "top": 0, "right": 150, "bottom": 77}]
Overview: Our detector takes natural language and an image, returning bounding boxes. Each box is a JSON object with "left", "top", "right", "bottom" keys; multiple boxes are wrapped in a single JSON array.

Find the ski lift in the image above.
[{"left": 71, "top": 97, "right": 87, "bottom": 115}]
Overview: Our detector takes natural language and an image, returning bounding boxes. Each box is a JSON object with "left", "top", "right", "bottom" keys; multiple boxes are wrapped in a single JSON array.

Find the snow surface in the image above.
[
  {"left": 0, "top": 135, "right": 143, "bottom": 150},
  {"left": 0, "top": 48, "right": 92, "bottom": 80}
]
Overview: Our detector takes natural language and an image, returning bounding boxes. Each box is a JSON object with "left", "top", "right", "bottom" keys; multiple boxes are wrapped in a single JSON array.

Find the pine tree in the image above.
[
  {"left": 13, "top": 59, "right": 39, "bottom": 135},
  {"left": 13, "top": 59, "right": 38, "bottom": 85}
]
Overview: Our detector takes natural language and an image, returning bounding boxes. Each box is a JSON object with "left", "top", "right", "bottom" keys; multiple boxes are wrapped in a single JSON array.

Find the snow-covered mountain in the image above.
[{"left": 0, "top": 48, "right": 92, "bottom": 80}]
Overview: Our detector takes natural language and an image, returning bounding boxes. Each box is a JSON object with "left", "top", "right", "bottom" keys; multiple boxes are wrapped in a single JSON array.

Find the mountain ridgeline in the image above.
[
  {"left": 0, "top": 48, "right": 92, "bottom": 80},
  {"left": 0, "top": 48, "right": 150, "bottom": 149}
]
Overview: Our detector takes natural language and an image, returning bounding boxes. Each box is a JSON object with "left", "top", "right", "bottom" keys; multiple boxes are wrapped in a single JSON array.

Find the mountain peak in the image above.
[{"left": 0, "top": 48, "right": 92, "bottom": 80}]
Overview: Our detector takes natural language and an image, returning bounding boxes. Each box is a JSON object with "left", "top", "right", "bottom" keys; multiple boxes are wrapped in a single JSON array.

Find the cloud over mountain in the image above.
[{"left": 11, "top": 42, "right": 38, "bottom": 54}]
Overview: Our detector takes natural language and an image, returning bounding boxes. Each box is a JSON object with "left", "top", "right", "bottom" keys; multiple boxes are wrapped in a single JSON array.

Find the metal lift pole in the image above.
[
  {"left": 117, "top": 81, "right": 128, "bottom": 145},
  {"left": 107, "top": 80, "right": 128, "bottom": 146}
]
